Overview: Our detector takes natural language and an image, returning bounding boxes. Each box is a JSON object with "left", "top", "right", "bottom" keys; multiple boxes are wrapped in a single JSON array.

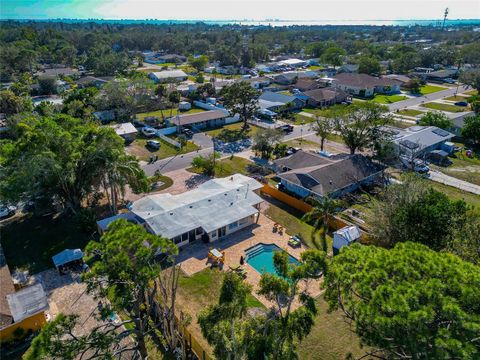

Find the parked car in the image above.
[
  {"left": 454, "top": 101, "right": 468, "bottom": 107},
  {"left": 142, "top": 127, "right": 157, "bottom": 137},
  {"left": 132, "top": 120, "right": 146, "bottom": 128},
  {"left": 146, "top": 140, "right": 161, "bottom": 150},
  {"left": 279, "top": 124, "right": 294, "bottom": 133},
  {"left": 0, "top": 204, "right": 16, "bottom": 219},
  {"left": 182, "top": 128, "right": 194, "bottom": 138}
]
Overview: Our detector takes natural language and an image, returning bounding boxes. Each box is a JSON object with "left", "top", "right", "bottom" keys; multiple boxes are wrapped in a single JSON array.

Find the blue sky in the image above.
[{"left": 1, "top": 0, "right": 479, "bottom": 20}]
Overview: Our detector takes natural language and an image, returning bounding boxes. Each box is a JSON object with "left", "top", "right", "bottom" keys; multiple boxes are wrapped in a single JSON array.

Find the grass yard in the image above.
[
  {"left": 372, "top": 94, "right": 407, "bottom": 104},
  {"left": 148, "top": 174, "right": 174, "bottom": 192},
  {"left": 397, "top": 109, "right": 424, "bottom": 117},
  {"left": 419, "top": 84, "right": 447, "bottom": 95},
  {"left": 428, "top": 181, "right": 480, "bottom": 214},
  {"left": 326, "top": 132, "right": 345, "bottom": 144},
  {"left": 284, "top": 138, "right": 322, "bottom": 151},
  {"left": 431, "top": 148, "right": 480, "bottom": 187},
  {"left": 1, "top": 214, "right": 91, "bottom": 273},
  {"left": 176, "top": 268, "right": 264, "bottom": 356},
  {"left": 421, "top": 102, "right": 467, "bottom": 113},
  {"left": 136, "top": 107, "right": 204, "bottom": 121},
  {"left": 293, "top": 113, "right": 315, "bottom": 125},
  {"left": 263, "top": 200, "right": 333, "bottom": 250},
  {"left": 392, "top": 120, "right": 415, "bottom": 129},
  {"left": 189, "top": 156, "right": 254, "bottom": 178},
  {"left": 298, "top": 296, "right": 368, "bottom": 360},
  {"left": 302, "top": 108, "right": 327, "bottom": 117},
  {"left": 126, "top": 136, "right": 199, "bottom": 161},
  {"left": 203, "top": 122, "right": 261, "bottom": 139},
  {"left": 443, "top": 95, "right": 470, "bottom": 102},
  {"left": 463, "top": 89, "right": 478, "bottom": 96}
]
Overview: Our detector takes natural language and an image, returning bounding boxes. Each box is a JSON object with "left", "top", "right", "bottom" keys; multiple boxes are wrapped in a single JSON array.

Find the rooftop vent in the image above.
[{"left": 170, "top": 212, "right": 173, "bottom": 215}]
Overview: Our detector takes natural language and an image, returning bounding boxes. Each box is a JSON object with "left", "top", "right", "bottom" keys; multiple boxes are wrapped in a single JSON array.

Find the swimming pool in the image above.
[{"left": 245, "top": 243, "right": 299, "bottom": 276}]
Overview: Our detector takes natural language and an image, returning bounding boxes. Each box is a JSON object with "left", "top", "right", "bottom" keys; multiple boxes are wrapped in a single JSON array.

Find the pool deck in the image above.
[{"left": 177, "top": 214, "right": 322, "bottom": 309}]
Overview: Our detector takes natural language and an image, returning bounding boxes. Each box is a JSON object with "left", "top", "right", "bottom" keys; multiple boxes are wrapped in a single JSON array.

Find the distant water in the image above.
[{"left": 4, "top": 18, "right": 480, "bottom": 27}]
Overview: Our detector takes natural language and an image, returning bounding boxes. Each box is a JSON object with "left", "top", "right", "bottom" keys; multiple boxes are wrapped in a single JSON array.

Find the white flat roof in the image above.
[
  {"left": 6, "top": 284, "right": 48, "bottom": 322},
  {"left": 131, "top": 174, "right": 263, "bottom": 239},
  {"left": 150, "top": 70, "right": 187, "bottom": 79},
  {"left": 109, "top": 122, "right": 137, "bottom": 136}
]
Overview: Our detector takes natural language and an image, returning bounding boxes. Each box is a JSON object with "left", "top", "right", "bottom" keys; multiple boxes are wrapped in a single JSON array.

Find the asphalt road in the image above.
[{"left": 387, "top": 85, "right": 470, "bottom": 111}]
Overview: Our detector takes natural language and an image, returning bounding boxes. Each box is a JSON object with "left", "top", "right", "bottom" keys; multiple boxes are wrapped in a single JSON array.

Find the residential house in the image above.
[
  {"left": 277, "top": 58, "right": 308, "bottom": 68},
  {"left": 259, "top": 91, "right": 305, "bottom": 112},
  {"left": 244, "top": 77, "right": 272, "bottom": 89},
  {"left": 38, "top": 66, "right": 79, "bottom": 77},
  {"left": 382, "top": 74, "right": 413, "bottom": 89},
  {"left": 273, "top": 72, "right": 301, "bottom": 85},
  {"left": 93, "top": 110, "right": 116, "bottom": 124},
  {"left": 144, "top": 53, "right": 186, "bottom": 64},
  {"left": 109, "top": 122, "right": 138, "bottom": 141},
  {"left": 338, "top": 64, "right": 359, "bottom": 74},
  {"left": 149, "top": 70, "right": 188, "bottom": 83},
  {"left": 302, "top": 88, "right": 349, "bottom": 108},
  {"left": 332, "top": 73, "right": 401, "bottom": 97},
  {"left": 426, "top": 69, "right": 458, "bottom": 83},
  {"left": 0, "top": 248, "right": 48, "bottom": 343},
  {"left": 274, "top": 151, "right": 385, "bottom": 199},
  {"left": 167, "top": 109, "right": 229, "bottom": 129},
  {"left": 75, "top": 75, "right": 113, "bottom": 88},
  {"left": 333, "top": 226, "right": 361, "bottom": 255},
  {"left": 291, "top": 78, "right": 319, "bottom": 92},
  {"left": 388, "top": 125, "right": 455, "bottom": 157},
  {"left": 97, "top": 174, "right": 264, "bottom": 247}
]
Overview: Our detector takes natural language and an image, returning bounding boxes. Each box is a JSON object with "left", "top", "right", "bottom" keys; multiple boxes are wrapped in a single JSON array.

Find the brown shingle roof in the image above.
[
  {"left": 274, "top": 150, "right": 331, "bottom": 171},
  {"left": 303, "top": 88, "right": 346, "bottom": 102},
  {"left": 278, "top": 154, "right": 385, "bottom": 196}
]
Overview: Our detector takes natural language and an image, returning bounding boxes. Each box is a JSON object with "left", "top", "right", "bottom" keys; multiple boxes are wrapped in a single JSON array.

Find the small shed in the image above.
[
  {"left": 52, "top": 249, "right": 84, "bottom": 271},
  {"left": 109, "top": 122, "right": 138, "bottom": 141},
  {"left": 428, "top": 149, "right": 451, "bottom": 166},
  {"left": 333, "top": 226, "right": 361, "bottom": 255},
  {"left": 178, "top": 101, "right": 192, "bottom": 111}
]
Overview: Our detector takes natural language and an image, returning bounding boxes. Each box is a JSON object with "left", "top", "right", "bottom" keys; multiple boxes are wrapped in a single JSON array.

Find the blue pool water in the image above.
[{"left": 246, "top": 243, "right": 299, "bottom": 276}]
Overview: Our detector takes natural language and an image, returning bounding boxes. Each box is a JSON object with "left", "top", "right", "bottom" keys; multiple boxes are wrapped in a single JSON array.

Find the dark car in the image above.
[
  {"left": 454, "top": 101, "right": 468, "bottom": 107},
  {"left": 132, "top": 120, "right": 146, "bottom": 128},
  {"left": 182, "top": 128, "right": 194, "bottom": 138},
  {"left": 279, "top": 124, "right": 294, "bottom": 133}
]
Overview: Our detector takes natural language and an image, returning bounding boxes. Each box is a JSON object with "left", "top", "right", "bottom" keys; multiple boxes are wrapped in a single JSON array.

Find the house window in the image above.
[
  {"left": 195, "top": 227, "right": 203, "bottom": 235},
  {"left": 229, "top": 221, "right": 238, "bottom": 230},
  {"left": 173, "top": 236, "right": 182, "bottom": 244},
  {"left": 181, "top": 232, "right": 189, "bottom": 241},
  {"left": 238, "top": 217, "right": 249, "bottom": 226}
]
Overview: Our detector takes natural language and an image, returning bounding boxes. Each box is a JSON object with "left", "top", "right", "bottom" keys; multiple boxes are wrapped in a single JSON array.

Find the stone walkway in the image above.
[{"left": 177, "top": 214, "right": 322, "bottom": 310}]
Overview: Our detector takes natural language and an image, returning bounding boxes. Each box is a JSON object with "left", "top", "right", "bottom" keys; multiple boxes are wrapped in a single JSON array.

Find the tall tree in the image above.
[
  {"left": 357, "top": 56, "right": 381, "bottom": 75},
  {"left": 320, "top": 46, "right": 346, "bottom": 67},
  {"left": 0, "top": 89, "right": 32, "bottom": 116},
  {"left": 198, "top": 272, "right": 252, "bottom": 360},
  {"left": 0, "top": 115, "right": 146, "bottom": 213},
  {"left": 252, "top": 128, "right": 283, "bottom": 159},
  {"left": 326, "top": 102, "right": 391, "bottom": 154},
  {"left": 83, "top": 219, "right": 179, "bottom": 359},
  {"left": 369, "top": 175, "right": 468, "bottom": 250},
  {"left": 311, "top": 116, "right": 333, "bottom": 151},
  {"left": 221, "top": 81, "right": 260, "bottom": 130},
  {"left": 324, "top": 242, "right": 480, "bottom": 360},
  {"left": 302, "top": 196, "right": 341, "bottom": 252},
  {"left": 462, "top": 115, "right": 480, "bottom": 143},
  {"left": 418, "top": 111, "right": 453, "bottom": 129}
]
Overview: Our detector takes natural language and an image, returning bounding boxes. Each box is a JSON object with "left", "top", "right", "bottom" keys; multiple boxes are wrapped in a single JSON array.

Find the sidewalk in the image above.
[{"left": 429, "top": 170, "right": 480, "bottom": 195}]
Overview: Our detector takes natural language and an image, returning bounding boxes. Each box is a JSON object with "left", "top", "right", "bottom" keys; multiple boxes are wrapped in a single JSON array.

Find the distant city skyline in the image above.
[{"left": 1, "top": 0, "right": 479, "bottom": 22}]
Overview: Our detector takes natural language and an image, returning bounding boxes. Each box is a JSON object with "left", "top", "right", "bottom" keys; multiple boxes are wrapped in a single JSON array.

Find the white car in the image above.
[
  {"left": 146, "top": 140, "right": 161, "bottom": 150},
  {"left": 141, "top": 127, "right": 157, "bottom": 137},
  {"left": 0, "top": 205, "right": 16, "bottom": 219}
]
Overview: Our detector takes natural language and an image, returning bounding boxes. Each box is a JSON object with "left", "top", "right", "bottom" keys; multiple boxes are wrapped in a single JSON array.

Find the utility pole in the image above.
[{"left": 442, "top": 8, "right": 449, "bottom": 30}]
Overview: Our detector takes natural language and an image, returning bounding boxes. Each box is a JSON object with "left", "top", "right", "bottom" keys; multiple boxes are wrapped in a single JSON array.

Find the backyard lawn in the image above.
[
  {"left": 126, "top": 136, "right": 199, "bottom": 161},
  {"left": 176, "top": 268, "right": 264, "bottom": 356},
  {"left": 298, "top": 296, "right": 368, "bottom": 360},
  {"left": 293, "top": 113, "right": 316, "bottom": 125},
  {"left": 188, "top": 156, "right": 254, "bottom": 177},
  {"left": 397, "top": 109, "right": 424, "bottom": 117},
  {"left": 284, "top": 138, "right": 322, "bottom": 151},
  {"left": 421, "top": 102, "right": 467, "bottom": 113},
  {"left": 263, "top": 199, "right": 333, "bottom": 250},
  {"left": 1, "top": 214, "right": 92, "bottom": 273},
  {"left": 419, "top": 84, "right": 447, "bottom": 95},
  {"left": 464, "top": 89, "right": 478, "bottom": 96},
  {"left": 372, "top": 94, "right": 407, "bottom": 104},
  {"left": 392, "top": 120, "right": 414, "bottom": 129},
  {"left": 136, "top": 107, "right": 204, "bottom": 121}
]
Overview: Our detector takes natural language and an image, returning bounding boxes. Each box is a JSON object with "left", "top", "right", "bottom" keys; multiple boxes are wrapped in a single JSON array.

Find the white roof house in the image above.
[
  {"left": 278, "top": 58, "right": 308, "bottom": 67},
  {"left": 109, "top": 122, "right": 138, "bottom": 137},
  {"left": 333, "top": 226, "right": 361, "bottom": 255},
  {"left": 387, "top": 126, "right": 455, "bottom": 156},
  {"left": 149, "top": 70, "right": 188, "bottom": 83},
  {"left": 98, "top": 174, "right": 264, "bottom": 247}
]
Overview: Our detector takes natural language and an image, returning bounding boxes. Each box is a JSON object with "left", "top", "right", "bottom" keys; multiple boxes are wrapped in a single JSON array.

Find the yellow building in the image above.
[{"left": 0, "top": 259, "right": 48, "bottom": 343}]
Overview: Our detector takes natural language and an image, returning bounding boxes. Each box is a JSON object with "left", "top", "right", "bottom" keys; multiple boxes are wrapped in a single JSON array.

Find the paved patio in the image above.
[{"left": 177, "top": 214, "right": 322, "bottom": 309}]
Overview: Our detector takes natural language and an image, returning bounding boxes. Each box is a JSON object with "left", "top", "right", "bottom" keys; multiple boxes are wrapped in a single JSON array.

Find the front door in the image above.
[
  {"left": 218, "top": 226, "right": 226, "bottom": 238},
  {"left": 189, "top": 230, "right": 196, "bottom": 242}
]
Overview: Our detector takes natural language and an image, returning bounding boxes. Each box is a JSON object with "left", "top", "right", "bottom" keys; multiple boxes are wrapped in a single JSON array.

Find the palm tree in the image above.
[
  {"left": 302, "top": 196, "right": 340, "bottom": 252},
  {"left": 103, "top": 154, "right": 149, "bottom": 215}
]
